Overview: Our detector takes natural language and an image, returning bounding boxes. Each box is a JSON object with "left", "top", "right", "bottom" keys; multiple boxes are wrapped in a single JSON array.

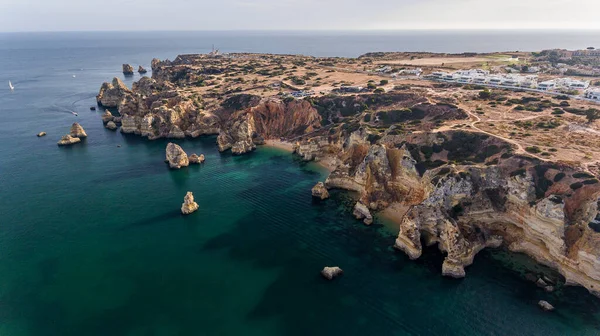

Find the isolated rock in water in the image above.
[
  {"left": 105, "top": 121, "right": 117, "bottom": 130},
  {"left": 57, "top": 135, "right": 81, "bottom": 146},
  {"left": 311, "top": 182, "right": 330, "bottom": 200},
  {"left": 165, "top": 142, "right": 189, "bottom": 169},
  {"left": 101, "top": 110, "right": 114, "bottom": 123},
  {"left": 189, "top": 154, "right": 206, "bottom": 164},
  {"left": 353, "top": 202, "right": 373, "bottom": 225},
  {"left": 181, "top": 192, "right": 199, "bottom": 215},
  {"left": 70, "top": 123, "right": 87, "bottom": 138},
  {"left": 138, "top": 65, "right": 147, "bottom": 74},
  {"left": 122, "top": 64, "right": 134, "bottom": 75},
  {"left": 37, "top": 132, "right": 46, "bottom": 137},
  {"left": 538, "top": 300, "right": 555, "bottom": 311},
  {"left": 321, "top": 266, "right": 343, "bottom": 280},
  {"left": 90, "top": 106, "right": 96, "bottom": 111},
  {"left": 189, "top": 154, "right": 200, "bottom": 164}
]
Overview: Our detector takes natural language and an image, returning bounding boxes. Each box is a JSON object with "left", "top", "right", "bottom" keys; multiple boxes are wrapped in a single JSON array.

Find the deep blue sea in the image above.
[{"left": 1, "top": 31, "right": 600, "bottom": 335}]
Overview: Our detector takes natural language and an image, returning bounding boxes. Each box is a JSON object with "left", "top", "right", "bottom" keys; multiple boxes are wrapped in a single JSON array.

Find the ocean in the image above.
[{"left": 0, "top": 31, "right": 599, "bottom": 335}]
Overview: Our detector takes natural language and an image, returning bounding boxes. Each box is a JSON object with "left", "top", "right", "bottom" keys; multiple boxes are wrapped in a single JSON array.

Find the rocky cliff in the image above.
[{"left": 96, "top": 55, "right": 600, "bottom": 297}]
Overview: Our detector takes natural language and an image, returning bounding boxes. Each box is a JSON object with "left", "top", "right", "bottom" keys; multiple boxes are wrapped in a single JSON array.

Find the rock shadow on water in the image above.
[{"left": 120, "top": 209, "right": 183, "bottom": 230}]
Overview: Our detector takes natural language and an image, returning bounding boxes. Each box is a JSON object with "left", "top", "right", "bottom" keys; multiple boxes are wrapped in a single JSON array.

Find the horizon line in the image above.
[{"left": 2, "top": 28, "right": 600, "bottom": 34}]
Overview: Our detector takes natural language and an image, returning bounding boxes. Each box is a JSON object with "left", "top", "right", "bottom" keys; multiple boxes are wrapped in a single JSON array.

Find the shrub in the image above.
[
  {"left": 525, "top": 146, "right": 541, "bottom": 154},
  {"left": 570, "top": 182, "right": 583, "bottom": 190},
  {"left": 583, "top": 179, "right": 599, "bottom": 185},
  {"left": 573, "top": 172, "right": 594, "bottom": 179},
  {"left": 553, "top": 173, "right": 565, "bottom": 182},
  {"left": 380, "top": 80, "right": 389, "bottom": 85}
]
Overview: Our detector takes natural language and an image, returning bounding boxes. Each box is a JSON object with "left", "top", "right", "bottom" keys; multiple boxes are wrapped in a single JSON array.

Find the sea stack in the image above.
[
  {"left": 138, "top": 66, "right": 147, "bottom": 74},
  {"left": 181, "top": 192, "right": 199, "bottom": 215},
  {"left": 105, "top": 121, "right": 117, "bottom": 130},
  {"left": 311, "top": 182, "right": 330, "bottom": 200},
  {"left": 165, "top": 142, "right": 189, "bottom": 169},
  {"left": 189, "top": 153, "right": 206, "bottom": 164},
  {"left": 70, "top": 123, "right": 87, "bottom": 138},
  {"left": 101, "top": 110, "right": 114, "bottom": 123},
  {"left": 353, "top": 202, "right": 373, "bottom": 225},
  {"left": 538, "top": 300, "right": 555, "bottom": 311},
  {"left": 321, "top": 267, "right": 343, "bottom": 280},
  {"left": 37, "top": 132, "right": 47, "bottom": 137},
  {"left": 122, "top": 64, "right": 134, "bottom": 75},
  {"left": 57, "top": 135, "right": 81, "bottom": 146}
]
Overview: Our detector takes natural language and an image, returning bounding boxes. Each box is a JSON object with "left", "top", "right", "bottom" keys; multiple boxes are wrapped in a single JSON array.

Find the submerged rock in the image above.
[
  {"left": 70, "top": 123, "right": 87, "bottom": 138},
  {"left": 165, "top": 143, "right": 189, "bottom": 169},
  {"left": 311, "top": 182, "right": 330, "bottom": 200},
  {"left": 122, "top": 64, "right": 134, "bottom": 75},
  {"left": 57, "top": 135, "right": 81, "bottom": 146},
  {"left": 538, "top": 300, "right": 555, "bottom": 311},
  {"left": 138, "top": 65, "right": 147, "bottom": 74},
  {"left": 181, "top": 192, "right": 199, "bottom": 215},
  {"left": 101, "top": 110, "right": 114, "bottom": 123},
  {"left": 105, "top": 121, "right": 117, "bottom": 130},
  {"left": 321, "top": 266, "right": 343, "bottom": 280},
  {"left": 37, "top": 132, "right": 46, "bottom": 137},
  {"left": 353, "top": 202, "right": 373, "bottom": 225}
]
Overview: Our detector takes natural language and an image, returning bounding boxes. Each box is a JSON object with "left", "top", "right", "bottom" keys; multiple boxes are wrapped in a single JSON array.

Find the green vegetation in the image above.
[
  {"left": 553, "top": 173, "right": 566, "bottom": 182},
  {"left": 573, "top": 172, "right": 595, "bottom": 179},
  {"left": 570, "top": 182, "right": 583, "bottom": 190},
  {"left": 380, "top": 80, "right": 389, "bottom": 86},
  {"left": 525, "top": 146, "right": 542, "bottom": 154}
]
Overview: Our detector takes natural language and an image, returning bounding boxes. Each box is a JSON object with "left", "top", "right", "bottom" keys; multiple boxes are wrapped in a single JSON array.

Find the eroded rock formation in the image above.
[
  {"left": 70, "top": 123, "right": 87, "bottom": 138},
  {"left": 189, "top": 153, "right": 205, "bottom": 164},
  {"left": 181, "top": 192, "right": 199, "bottom": 215},
  {"left": 57, "top": 135, "right": 80, "bottom": 146},
  {"left": 123, "top": 64, "right": 134, "bottom": 75},
  {"left": 102, "top": 110, "right": 114, "bottom": 123},
  {"left": 165, "top": 143, "right": 189, "bottom": 169},
  {"left": 138, "top": 66, "right": 147, "bottom": 74},
  {"left": 311, "top": 182, "right": 330, "bottom": 200},
  {"left": 321, "top": 266, "right": 343, "bottom": 280},
  {"left": 105, "top": 121, "right": 117, "bottom": 130}
]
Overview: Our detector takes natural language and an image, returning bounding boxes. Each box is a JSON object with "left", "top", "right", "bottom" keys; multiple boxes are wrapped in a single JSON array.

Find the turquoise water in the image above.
[{"left": 1, "top": 32, "right": 600, "bottom": 335}]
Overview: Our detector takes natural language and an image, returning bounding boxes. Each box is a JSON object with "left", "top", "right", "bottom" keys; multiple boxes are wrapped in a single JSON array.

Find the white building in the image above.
[
  {"left": 538, "top": 80, "right": 557, "bottom": 91},
  {"left": 585, "top": 89, "right": 600, "bottom": 101}
]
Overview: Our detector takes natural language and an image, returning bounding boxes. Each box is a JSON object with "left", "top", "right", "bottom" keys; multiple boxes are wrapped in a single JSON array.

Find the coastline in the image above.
[{"left": 263, "top": 139, "right": 337, "bottom": 172}]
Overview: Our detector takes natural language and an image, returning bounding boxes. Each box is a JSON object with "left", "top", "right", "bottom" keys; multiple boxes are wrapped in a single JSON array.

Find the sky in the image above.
[{"left": 1, "top": 0, "right": 599, "bottom": 32}]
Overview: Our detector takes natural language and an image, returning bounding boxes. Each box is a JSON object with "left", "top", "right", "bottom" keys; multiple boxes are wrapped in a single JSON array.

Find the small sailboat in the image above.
[
  {"left": 72, "top": 111, "right": 78, "bottom": 116},
  {"left": 9, "top": 80, "right": 14, "bottom": 90}
]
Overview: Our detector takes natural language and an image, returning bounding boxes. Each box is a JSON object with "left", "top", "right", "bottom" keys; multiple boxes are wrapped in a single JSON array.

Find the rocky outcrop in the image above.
[
  {"left": 321, "top": 266, "right": 343, "bottom": 280},
  {"left": 165, "top": 143, "right": 189, "bottom": 169},
  {"left": 138, "top": 66, "right": 147, "bottom": 74},
  {"left": 189, "top": 154, "right": 205, "bottom": 164},
  {"left": 123, "top": 64, "right": 134, "bottom": 75},
  {"left": 57, "top": 135, "right": 80, "bottom": 146},
  {"left": 37, "top": 132, "right": 46, "bottom": 137},
  {"left": 97, "top": 78, "right": 132, "bottom": 108},
  {"left": 353, "top": 202, "right": 373, "bottom": 225},
  {"left": 311, "top": 182, "right": 330, "bottom": 200},
  {"left": 101, "top": 110, "right": 114, "bottom": 123},
  {"left": 181, "top": 192, "right": 199, "bottom": 215},
  {"left": 70, "top": 123, "right": 87, "bottom": 138},
  {"left": 105, "top": 121, "right": 117, "bottom": 130},
  {"left": 218, "top": 98, "right": 322, "bottom": 155},
  {"left": 538, "top": 300, "right": 554, "bottom": 311}
]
